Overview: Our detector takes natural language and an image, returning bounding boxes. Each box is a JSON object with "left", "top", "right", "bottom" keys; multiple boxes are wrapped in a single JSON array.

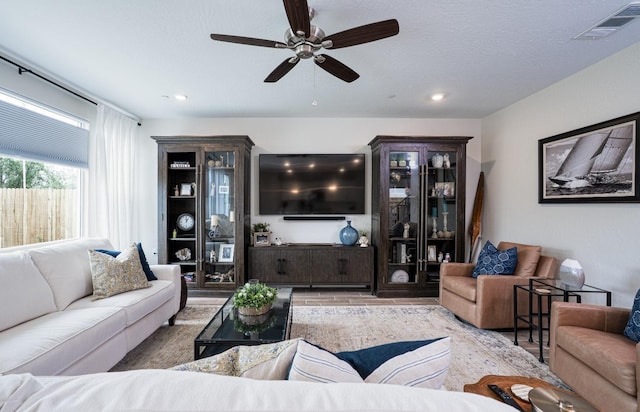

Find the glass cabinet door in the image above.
[
  {"left": 425, "top": 150, "right": 457, "bottom": 280},
  {"left": 387, "top": 151, "right": 420, "bottom": 284},
  {"left": 203, "top": 150, "right": 236, "bottom": 285}
]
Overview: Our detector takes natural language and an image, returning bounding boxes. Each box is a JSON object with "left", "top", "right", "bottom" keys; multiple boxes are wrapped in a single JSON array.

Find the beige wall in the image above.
[{"left": 482, "top": 41, "right": 640, "bottom": 307}]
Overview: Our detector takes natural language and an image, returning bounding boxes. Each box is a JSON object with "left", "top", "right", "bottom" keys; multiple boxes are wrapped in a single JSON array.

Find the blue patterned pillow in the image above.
[
  {"left": 624, "top": 289, "right": 640, "bottom": 342},
  {"left": 95, "top": 243, "right": 157, "bottom": 281},
  {"left": 472, "top": 241, "right": 518, "bottom": 278}
]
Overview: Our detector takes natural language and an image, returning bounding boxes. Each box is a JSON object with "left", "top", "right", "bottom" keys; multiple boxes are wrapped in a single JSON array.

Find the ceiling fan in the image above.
[{"left": 210, "top": 0, "right": 399, "bottom": 83}]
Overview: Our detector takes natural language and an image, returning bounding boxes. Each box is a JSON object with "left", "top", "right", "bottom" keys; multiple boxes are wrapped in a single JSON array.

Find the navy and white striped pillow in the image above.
[{"left": 287, "top": 338, "right": 451, "bottom": 389}]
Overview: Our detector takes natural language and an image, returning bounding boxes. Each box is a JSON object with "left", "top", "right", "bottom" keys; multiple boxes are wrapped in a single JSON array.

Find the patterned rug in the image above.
[{"left": 111, "top": 304, "right": 565, "bottom": 391}]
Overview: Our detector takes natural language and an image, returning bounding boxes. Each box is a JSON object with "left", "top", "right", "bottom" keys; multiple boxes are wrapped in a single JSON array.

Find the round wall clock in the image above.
[{"left": 176, "top": 213, "right": 195, "bottom": 231}]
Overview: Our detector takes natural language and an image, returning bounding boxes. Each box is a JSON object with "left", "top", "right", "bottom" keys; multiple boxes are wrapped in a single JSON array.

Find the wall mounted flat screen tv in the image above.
[{"left": 259, "top": 154, "right": 365, "bottom": 215}]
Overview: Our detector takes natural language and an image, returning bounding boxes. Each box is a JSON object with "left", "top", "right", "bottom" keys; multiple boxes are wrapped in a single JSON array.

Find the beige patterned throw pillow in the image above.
[{"left": 89, "top": 243, "right": 151, "bottom": 300}]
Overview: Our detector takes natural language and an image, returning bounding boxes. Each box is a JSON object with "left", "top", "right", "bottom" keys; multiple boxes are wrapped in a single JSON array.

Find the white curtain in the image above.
[{"left": 88, "top": 104, "right": 139, "bottom": 249}]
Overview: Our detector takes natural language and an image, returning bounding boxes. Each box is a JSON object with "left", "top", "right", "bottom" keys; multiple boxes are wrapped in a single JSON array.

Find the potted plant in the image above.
[
  {"left": 232, "top": 281, "right": 278, "bottom": 316},
  {"left": 252, "top": 222, "right": 271, "bottom": 246}
]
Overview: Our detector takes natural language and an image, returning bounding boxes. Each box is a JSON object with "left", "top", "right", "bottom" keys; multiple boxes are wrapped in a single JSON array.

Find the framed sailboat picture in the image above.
[{"left": 539, "top": 111, "right": 640, "bottom": 203}]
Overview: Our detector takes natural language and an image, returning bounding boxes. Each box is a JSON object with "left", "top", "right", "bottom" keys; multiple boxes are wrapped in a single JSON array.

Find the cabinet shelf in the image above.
[
  {"left": 370, "top": 135, "right": 472, "bottom": 298},
  {"left": 154, "top": 135, "right": 254, "bottom": 291}
]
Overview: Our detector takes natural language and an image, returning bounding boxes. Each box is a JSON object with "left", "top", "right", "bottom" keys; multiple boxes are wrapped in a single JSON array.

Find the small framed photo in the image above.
[
  {"left": 253, "top": 232, "right": 271, "bottom": 247},
  {"left": 427, "top": 245, "right": 437, "bottom": 262},
  {"left": 180, "top": 183, "right": 193, "bottom": 196},
  {"left": 435, "top": 182, "right": 455, "bottom": 197},
  {"left": 218, "top": 244, "right": 235, "bottom": 262},
  {"left": 219, "top": 185, "right": 229, "bottom": 194}
]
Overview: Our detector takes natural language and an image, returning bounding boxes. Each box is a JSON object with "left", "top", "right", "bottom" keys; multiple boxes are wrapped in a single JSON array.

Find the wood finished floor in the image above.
[{"left": 188, "top": 288, "right": 550, "bottom": 363}]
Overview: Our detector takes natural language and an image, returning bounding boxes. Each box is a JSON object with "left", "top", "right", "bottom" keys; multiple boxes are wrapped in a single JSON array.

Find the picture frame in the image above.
[
  {"left": 180, "top": 183, "right": 192, "bottom": 196},
  {"left": 427, "top": 245, "right": 437, "bottom": 262},
  {"left": 218, "top": 244, "right": 235, "bottom": 262},
  {"left": 253, "top": 232, "right": 271, "bottom": 247},
  {"left": 538, "top": 111, "right": 640, "bottom": 203},
  {"left": 435, "top": 182, "right": 455, "bottom": 197}
]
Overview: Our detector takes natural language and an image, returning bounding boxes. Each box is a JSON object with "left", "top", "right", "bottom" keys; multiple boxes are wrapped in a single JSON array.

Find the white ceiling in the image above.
[{"left": 1, "top": 1, "right": 639, "bottom": 120}]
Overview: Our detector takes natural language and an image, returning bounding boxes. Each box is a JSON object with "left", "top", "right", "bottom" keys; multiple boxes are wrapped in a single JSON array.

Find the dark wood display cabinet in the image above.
[
  {"left": 248, "top": 245, "right": 374, "bottom": 290},
  {"left": 153, "top": 136, "right": 254, "bottom": 291},
  {"left": 369, "top": 135, "right": 472, "bottom": 297}
]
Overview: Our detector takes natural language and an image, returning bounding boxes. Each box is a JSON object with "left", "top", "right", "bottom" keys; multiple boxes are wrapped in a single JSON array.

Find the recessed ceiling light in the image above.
[
  {"left": 431, "top": 93, "right": 445, "bottom": 101},
  {"left": 174, "top": 94, "right": 188, "bottom": 101}
]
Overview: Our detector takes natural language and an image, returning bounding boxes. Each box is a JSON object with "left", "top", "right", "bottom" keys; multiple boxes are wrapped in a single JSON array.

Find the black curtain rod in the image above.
[
  {"left": 0, "top": 55, "right": 97, "bottom": 106},
  {"left": 1, "top": 54, "right": 142, "bottom": 126}
]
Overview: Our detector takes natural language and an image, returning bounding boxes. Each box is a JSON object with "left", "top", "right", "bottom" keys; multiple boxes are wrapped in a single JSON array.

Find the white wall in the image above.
[
  {"left": 482, "top": 42, "right": 640, "bottom": 307},
  {"left": 136, "top": 118, "right": 482, "bottom": 263},
  {"left": 0, "top": 61, "right": 96, "bottom": 124}
]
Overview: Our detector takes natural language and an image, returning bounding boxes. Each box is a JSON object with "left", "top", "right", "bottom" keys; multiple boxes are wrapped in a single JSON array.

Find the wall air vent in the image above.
[{"left": 574, "top": 2, "right": 640, "bottom": 39}]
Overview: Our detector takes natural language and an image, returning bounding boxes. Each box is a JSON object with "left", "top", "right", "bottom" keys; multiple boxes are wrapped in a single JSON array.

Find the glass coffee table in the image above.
[{"left": 194, "top": 287, "right": 293, "bottom": 360}]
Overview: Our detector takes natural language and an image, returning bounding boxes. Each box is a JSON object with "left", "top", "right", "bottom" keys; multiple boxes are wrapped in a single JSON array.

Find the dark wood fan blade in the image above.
[
  {"left": 210, "top": 34, "right": 287, "bottom": 48},
  {"left": 264, "top": 58, "right": 299, "bottom": 82},
  {"left": 315, "top": 54, "right": 359, "bottom": 83},
  {"left": 283, "top": 0, "right": 310, "bottom": 37},
  {"left": 324, "top": 19, "right": 399, "bottom": 49}
]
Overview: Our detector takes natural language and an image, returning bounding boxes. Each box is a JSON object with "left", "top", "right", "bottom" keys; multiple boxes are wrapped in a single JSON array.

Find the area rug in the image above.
[
  {"left": 290, "top": 305, "right": 565, "bottom": 391},
  {"left": 111, "top": 304, "right": 565, "bottom": 392}
]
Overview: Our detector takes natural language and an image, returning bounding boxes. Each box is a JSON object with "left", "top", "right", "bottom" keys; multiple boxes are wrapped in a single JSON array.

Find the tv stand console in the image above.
[{"left": 248, "top": 244, "right": 374, "bottom": 291}]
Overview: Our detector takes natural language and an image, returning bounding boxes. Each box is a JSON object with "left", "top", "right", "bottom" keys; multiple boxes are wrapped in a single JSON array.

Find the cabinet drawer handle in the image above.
[
  {"left": 339, "top": 258, "right": 347, "bottom": 275},
  {"left": 277, "top": 258, "right": 286, "bottom": 275}
]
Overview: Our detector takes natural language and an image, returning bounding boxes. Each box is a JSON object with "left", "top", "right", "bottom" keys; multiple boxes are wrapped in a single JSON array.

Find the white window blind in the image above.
[{"left": 0, "top": 92, "right": 89, "bottom": 168}]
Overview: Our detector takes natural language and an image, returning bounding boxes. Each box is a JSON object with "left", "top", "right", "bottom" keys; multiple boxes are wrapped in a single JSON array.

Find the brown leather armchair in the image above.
[
  {"left": 549, "top": 301, "right": 637, "bottom": 412},
  {"left": 439, "top": 241, "right": 558, "bottom": 329}
]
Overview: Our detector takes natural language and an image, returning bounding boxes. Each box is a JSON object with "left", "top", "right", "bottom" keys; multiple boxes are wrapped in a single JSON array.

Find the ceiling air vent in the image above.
[{"left": 574, "top": 2, "right": 640, "bottom": 39}]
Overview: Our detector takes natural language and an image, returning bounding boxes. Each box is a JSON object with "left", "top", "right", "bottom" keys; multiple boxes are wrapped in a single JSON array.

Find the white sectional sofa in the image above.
[
  {"left": 1, "top": 370, "right": 516, "bottom": 411},
  {"left": 0, "top": 238, "right": 181, "bottom": 376}
]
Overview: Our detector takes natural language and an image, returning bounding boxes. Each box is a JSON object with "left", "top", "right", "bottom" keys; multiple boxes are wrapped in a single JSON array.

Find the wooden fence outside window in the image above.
[{"left": 0, "top": 188, "right": 79, "bottom": 248}]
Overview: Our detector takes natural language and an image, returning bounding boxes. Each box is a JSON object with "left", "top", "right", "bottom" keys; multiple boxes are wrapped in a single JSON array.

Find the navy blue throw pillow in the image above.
[
  {"left": 336, "top": 338, "right": 445, "bottom": 378},
  {"left": 471, "top": 240, "right": 518, "bottom": 278},
  {"left": 624, "top": 289, "right": 640, "bottom": 342},
  {"left": 95, "top": 242, "right": 157, "bottom": 281}
]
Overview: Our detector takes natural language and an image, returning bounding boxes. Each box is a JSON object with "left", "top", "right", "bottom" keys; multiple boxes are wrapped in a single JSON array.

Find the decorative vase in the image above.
[
  {"left": 559, "top": 259, "right": 585, "bottom": 288},
  {"left": 339, "top": 221, "right": 359, "bottom": 246},
  {"left": 237, "top": 303, "right": 272, "bottom": 316},
  {"left": 432, "top": 153, "right": 444, "bottom": 168},
  {"left": 237, "top": 311, "right": 271, "bottom": 326}
]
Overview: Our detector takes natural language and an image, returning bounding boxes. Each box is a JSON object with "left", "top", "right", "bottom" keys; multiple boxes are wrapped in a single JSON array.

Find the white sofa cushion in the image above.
[
  {"left": 28, "top": 238, "right": 113, "bottom": 310},
  {"left": 2, "top": 370, "right": 517, "bottom": 412},
  {"left": 0, "top": 307, "right": 126, "bottom": 376},
  {"left": 67, "top": 280, "right": 175, "bottom": 326},
  {"left": 0, "top": 251, "right": 56, "bottom": 332}
]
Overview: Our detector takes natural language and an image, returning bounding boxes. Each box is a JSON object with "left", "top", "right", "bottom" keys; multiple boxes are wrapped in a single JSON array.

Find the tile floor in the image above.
[{"left": 188, "top": 287, "right": 550, "bottom": 363}]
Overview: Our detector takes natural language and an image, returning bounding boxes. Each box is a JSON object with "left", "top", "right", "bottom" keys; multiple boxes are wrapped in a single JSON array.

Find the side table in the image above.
[
  {"left": 464, "top": 375, "right": 582, "bottom": 412},
  {"left": 513, "top": 279, "right": 611, "bottom": 362}
]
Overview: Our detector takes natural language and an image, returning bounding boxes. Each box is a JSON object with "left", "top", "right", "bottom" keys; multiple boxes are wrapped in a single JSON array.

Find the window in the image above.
[{"left": 0, "top": 89, "right": 88, "bottom": 248}]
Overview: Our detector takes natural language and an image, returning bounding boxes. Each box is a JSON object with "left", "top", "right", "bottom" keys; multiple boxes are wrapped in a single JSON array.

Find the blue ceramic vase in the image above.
[{"left": 339, "top": 221, "right": 359, "bottom": 246}]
